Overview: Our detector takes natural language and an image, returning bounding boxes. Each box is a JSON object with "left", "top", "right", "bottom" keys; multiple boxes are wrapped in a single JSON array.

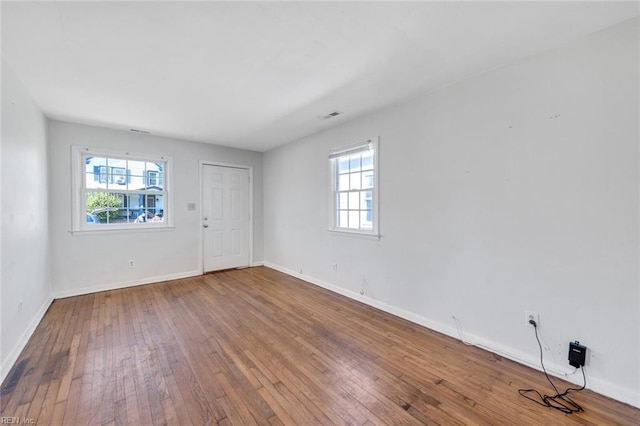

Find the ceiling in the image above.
[{"left": 2, "top": 2, "right": 638, "bottom": 152}]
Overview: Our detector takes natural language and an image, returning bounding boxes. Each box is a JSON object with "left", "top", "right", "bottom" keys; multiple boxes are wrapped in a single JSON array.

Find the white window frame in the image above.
[
  {"left": 71, "top": 146, "right": 173, "bottom": 233},
  {"left": 328, "top": 137, "right": 380, "bottom": 238}
]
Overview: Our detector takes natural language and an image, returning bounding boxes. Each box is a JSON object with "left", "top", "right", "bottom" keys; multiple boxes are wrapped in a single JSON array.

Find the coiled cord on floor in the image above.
[{"left": 518, "top": 321, "right": 585, "bottom": 414}]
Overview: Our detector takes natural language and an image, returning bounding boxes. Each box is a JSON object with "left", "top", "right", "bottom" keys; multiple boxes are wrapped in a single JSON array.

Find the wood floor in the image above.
[{"left": 1, "top": 267, "right": 638, "bottom": 425}]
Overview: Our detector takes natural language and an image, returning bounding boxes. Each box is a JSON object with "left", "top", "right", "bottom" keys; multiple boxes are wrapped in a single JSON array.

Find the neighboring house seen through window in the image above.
[
  {"left": 329, "top": 138, "right": 379, "bottom": 236},
  {"left": 72, "top": 146, "right": 170, "bottom": 230}
]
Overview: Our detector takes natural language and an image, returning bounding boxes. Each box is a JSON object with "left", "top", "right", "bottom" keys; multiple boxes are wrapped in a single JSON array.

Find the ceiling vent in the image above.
[
  {"left": 130, "top": 128, "right": 150, "bottom": 134},
  {"left": 319, "top": 111, "right": 342, "bottom": 120}
]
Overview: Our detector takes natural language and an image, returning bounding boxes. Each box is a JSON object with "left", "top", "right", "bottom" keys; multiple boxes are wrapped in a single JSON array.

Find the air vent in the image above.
[
  {"left": 319, "top": 111, "right": 342, "bottom": 120},
  {"left": 130, "top": 128, "right": 150, "bottom": 134}
]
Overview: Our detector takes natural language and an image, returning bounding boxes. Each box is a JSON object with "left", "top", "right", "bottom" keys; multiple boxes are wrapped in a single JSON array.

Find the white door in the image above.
[{"left": 202, "top": 165, "right": 250, "bottom": 272}]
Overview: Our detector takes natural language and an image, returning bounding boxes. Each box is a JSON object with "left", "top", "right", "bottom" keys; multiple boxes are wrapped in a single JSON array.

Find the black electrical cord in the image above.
[{"left": 518, "top": 320, "right": 586, "bottom": 414}]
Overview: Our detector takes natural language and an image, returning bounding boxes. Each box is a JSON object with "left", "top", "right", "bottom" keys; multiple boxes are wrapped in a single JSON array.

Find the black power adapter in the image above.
[
  {"left": 568, "top": 341, "right": 587, "bottom": 368},
  {"left": 519, "top": 333, "right": 587, "bottom": 414}
]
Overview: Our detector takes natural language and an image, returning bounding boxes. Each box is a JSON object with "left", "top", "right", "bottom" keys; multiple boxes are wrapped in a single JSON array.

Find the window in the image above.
[
  {"left": 329, "top": 138, "right": 379, "bottom": 236},
  {"left": 146, "top": 170, "right": 159, "bottom": 186},
  {"left": 72, "top": 146, "right": 171, "bottom": 231},
  {"left": 96, "top": 166, "right": 126, "bottom": 184}
]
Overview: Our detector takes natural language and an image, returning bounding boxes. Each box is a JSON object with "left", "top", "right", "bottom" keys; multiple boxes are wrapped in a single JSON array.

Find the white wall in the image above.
[
  {"left": 1, "top": 60, "right": 53, "bottom": 382},
  {"left": 263, "top": 18, "right": 639, "bottom": 406},
  {"left": 48, "top": 121, "right": 263, "bottom": 297}
]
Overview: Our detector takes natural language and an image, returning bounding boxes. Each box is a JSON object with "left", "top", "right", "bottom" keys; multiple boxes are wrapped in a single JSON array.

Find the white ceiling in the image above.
[{"left": 2, "top": 1, "right": 638, "bottom": 152}]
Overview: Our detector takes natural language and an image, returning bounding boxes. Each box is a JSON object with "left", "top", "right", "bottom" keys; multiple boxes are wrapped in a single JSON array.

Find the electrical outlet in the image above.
[
  {"left": 129, "top": 260, "right": 135, "bottom": 268},
  {"left": 332, "top": 263, "right": 338, "bottom": 272},
  {"left": 525, "top": 311, "right": 539, "bottom": 326}
]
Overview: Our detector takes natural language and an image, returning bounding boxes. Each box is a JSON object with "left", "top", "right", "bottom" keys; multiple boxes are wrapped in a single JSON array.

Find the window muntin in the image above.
[
  {"left": 73, "top": 147, "right": 170, "bottom": 230},
  {"left": 329, "top": 138, "right": 378, "bottom": 235}
]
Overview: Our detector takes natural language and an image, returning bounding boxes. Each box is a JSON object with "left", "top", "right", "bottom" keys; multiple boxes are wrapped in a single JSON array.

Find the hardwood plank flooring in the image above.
[{"left": 1, "top": 267, "right": 638, "bottom": 425}]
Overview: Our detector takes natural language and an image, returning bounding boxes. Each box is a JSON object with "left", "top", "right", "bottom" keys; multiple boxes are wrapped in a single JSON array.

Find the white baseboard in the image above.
[
  {"left": 0, "top": 295, "right": 54, "bottom": 385},
  {"left": 53, "top": 269, "right": 202, "bottom": 299},
  {"left": 262, "top": 262, "right": 639, "bottom": 409}
]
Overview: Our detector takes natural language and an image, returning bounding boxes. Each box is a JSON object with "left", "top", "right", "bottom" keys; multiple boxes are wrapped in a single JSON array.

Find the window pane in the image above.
[
  {"left": 349, "top": 172, "right": 361, "bottom": 190},
  {"left": 338, "top": 193, "right": 348, "bottom": 210},
  {"left": 85, "top": 172, "right": 107, "bottom": 189},
  {"left": 128, "top": 194, "right": 165, "bottom": 223},
  {"left": 121, "top": 194, "right": 133, "bottom": 223},
  {"left": 112, "top": 167, "right": 127, "bottom": 187},
  {"left": 338, "top": 174, "right": 349, "bottom": 191},
  {"left": 128, "top": 193, "right": 144, "bottom": 216},
  {"left": 147, "top": 194, "right": 164, "bottom": 220},
  {"left": 361, "top": 151, "right": 373, "bottom": 170},
  {"left": 360, "top": 211, "right": 373, "bottom": 230},
  {"left": 348, "top": 211, "right": 360, "bottom": 229},
  {"left": 133, "top": 210, "right": 152, "bottom": 223},
  {"left": 108, "top": 158, "right": 127, "bottom": 170},
  {"left": 348, "top": 192, "right": 359, "bottom": 210},
  {"left": 146, "top": 161, "right": 161, "bottom": 172},
  {"left": 85, "top": 157, "right": 109, "bottom": 188},
  {"left": 86, "top": 192, "right": 125, "bottom": 224},
  {"left": 128, "top": 160, "right": 146, "bottom": 175},
  {"left": 146, "top": 162, "right": 164, "bottom": 189},
  {"left": 146, "top": 171, "right": 163, "bottom": 190},
  {"left": 103, "top": 159, "right": 122, "bottom": 189},
  {"left": 128, "top": 160, "right": 146, "bottom": 190},
  {"left": 157, "top": 170, "right": 164, "bottom": 189},
  {"left": 85, "top": 156, "right": 107, "bottom": 173},
  {"left": 337, "top": 157, "right": 349, "bottom": 174},
  {"left": 360, "top": 190, "right": 372, "bottom": 208},
  {"left": 338, "top": 210, "right": 348, "bottom": 228},
  {"left": 362, "top": 170, "right": 374, "bottom": 189},
  {"left": 349, "top": 155, "right": 361, "bottom": 172}
]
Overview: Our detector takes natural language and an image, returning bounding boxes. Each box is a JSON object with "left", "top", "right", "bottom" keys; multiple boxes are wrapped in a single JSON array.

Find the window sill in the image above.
[
  {"left": 70, "top": 225, "right": 175, "bottom": 236},
  {"left": 328, "top": 228, "right": 381, "bottom": 240}
]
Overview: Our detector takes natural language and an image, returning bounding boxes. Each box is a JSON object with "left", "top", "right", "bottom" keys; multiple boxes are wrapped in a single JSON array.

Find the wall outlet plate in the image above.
[{"left": 525, "top": 310, "right": 539, "bottom": 326}]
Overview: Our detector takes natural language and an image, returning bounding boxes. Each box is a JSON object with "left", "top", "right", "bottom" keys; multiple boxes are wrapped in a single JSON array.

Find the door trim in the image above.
[{"left": 199, "top": 161, "right": 254, "bottom": 274}]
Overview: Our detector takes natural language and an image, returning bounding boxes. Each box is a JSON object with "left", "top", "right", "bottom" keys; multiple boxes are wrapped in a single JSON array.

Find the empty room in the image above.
[{"left": 1, "top": 1, "right": 639, "bottom": 424}]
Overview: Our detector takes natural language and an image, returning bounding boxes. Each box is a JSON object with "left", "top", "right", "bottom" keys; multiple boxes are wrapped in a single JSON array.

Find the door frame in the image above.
[{"left": 199, "top": 161, "right": 254, "bottom": 274}]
